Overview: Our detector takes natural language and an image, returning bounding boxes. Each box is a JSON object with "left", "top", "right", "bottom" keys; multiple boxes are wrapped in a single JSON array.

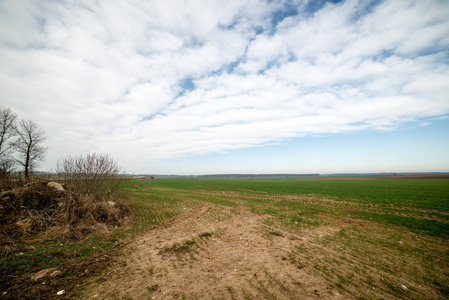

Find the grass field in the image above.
[
  {"left": 5, "top": 176, "right": 446, "bottom": 298},
  {"left": 122, "top": 176, "right": 449, "bottom": 299}
]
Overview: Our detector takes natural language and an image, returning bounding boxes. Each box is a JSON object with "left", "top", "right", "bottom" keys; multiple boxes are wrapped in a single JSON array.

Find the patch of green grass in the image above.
[
  {"left": 349, "top": 210, "right": 449, "bottom": 238},
  {"left": 146, "top": 177, "right": 449, "bottom": 211},
  {"left": 268, "top": 230, "right": 283, "bottom": 237},
  {"left": 0, "top": 235, "right": 118, "bottom": 275}
]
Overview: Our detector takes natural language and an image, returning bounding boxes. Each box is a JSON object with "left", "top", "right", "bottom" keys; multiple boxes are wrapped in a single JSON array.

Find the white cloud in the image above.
[{"left": 0, "top": 0, "right": 448, "bottom": 173}]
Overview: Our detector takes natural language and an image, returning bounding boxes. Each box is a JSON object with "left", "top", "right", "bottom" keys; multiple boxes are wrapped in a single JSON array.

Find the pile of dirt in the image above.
[{"left": 0, "top": 181, "right": 130, "bottom": 254}]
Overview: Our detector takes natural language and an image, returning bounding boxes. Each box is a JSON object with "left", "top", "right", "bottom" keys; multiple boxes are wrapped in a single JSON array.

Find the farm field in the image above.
[{"left": 79, "top": 176, "right": 449, "bottom": 299}]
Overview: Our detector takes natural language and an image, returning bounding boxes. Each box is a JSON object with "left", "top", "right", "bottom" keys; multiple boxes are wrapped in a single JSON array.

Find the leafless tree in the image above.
[
  {"left": 0, "top": 107, "right": 18, "bottom": 182},
  {"left": 13, "top": 119, "right": 47, "bottom": 179},
  {"left": 0, "top": 106, "right": 17, "bottom": 157},
  {"left": 56, "top": 152, "right": 127, "bottom": 199}
]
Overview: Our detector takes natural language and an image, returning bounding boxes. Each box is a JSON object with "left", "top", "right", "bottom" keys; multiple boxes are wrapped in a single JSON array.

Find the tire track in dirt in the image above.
[
  {"left": 78, "top": 204, "right": 345, "bottom": 299},
  {"left": 193, "top": 190, "right": 449, "bottom": 223}
]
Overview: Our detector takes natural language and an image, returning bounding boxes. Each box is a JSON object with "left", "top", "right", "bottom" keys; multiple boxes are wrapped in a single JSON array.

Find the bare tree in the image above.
[
  {"left": 0, "top": 107, "right": 18, "bottom": 182},
  {"left": 56, "top": 152, "right": 127, "bottom": 199},
  {"left": 13, "top": 119, "right": 47, "bottom": 178},
  {"left": 0, "top": 106, "right": 17, "bottom": 157}
]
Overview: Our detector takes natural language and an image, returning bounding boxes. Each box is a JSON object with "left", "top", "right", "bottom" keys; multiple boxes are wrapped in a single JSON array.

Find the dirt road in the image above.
[{"left": 79, "top": 204, "right": 344, "bottom": 299}]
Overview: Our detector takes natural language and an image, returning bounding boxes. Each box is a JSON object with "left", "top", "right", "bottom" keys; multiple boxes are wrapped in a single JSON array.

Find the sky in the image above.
[{"left": 1, "top": 0, "right": 449, "bottom": 175}]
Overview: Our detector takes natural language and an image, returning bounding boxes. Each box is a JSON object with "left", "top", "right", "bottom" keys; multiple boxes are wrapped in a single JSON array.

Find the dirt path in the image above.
[{"left": 78, "top": 204, "right": 345, "bottom": 299}]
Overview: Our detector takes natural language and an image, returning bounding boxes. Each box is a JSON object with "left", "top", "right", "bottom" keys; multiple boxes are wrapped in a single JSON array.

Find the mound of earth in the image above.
[{"left": 0, "top": 181, "right": 130, "bottom": 254}]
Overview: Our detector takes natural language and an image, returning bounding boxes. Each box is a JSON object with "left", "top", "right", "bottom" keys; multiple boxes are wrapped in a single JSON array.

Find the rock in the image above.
[
  {"left": 400, "top": 284, "right": 409, "bottom": 292},
  {"left": 47, "top": 182, "right": 64, "bottom": 191},
  {"left": 23, "top": 245, "right": 36, "bottom": 252},
  {"left": 107, "top": 201, "right": 116, "bottom": 207},
  {"left": 49, "top": 270, "right": 62, "bottom": 277},
  {"left": 30, "top": 268, "right": 57, "bottom": 281},
  {"left": 56, "top": 289, "right": 65, "bottom": 295}
]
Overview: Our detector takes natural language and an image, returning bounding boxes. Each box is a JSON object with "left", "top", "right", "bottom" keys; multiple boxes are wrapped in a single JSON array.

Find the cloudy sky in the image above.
[{"left": 1, "top": 0, "right": 448, "bottom": 175}]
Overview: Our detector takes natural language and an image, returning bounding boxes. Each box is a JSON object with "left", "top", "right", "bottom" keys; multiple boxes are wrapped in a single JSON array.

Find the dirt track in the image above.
[{"left": 79, "top": 204, "right": 344, "bottom": 299}]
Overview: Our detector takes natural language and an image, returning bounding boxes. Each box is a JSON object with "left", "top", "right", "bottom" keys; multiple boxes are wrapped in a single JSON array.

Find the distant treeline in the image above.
[{"left": 197, "top": 174, "right": 320, "bottom": 178}]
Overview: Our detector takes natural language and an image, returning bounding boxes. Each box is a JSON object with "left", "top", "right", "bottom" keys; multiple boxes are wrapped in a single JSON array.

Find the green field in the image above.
[
  {"left": 126, "top": 176, "right": 449, "bottom": 299},
  {"left": 128, "top": 177, "right": 449, "bottom": 236}
]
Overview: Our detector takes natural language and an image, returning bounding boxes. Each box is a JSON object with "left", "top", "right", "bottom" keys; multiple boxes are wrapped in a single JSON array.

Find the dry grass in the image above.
[{"left": 0, "top": 180, "right": 130, "bottom": 254}]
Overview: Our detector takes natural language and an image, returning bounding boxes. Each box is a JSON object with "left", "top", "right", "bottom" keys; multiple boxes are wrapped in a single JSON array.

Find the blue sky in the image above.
[{"left": 1, "top": 0, "right": 448, "bottom": 175}]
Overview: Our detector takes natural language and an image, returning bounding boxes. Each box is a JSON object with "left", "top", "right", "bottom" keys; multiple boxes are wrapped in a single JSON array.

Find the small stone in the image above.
[
  {"left": 313, "top": 289, "right": 319, "bottom": 295},
  {"left": 56, "top": 289, "right": 65, "bottom": 295},
  {"left": 400, "top": 284, "right": 409, "bottom": 292}
]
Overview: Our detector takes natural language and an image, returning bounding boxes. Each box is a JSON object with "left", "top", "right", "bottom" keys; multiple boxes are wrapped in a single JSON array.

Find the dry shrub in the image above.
[
  {"left": 0, "top": 181, "right": 130, "bottom": 251},
  {"left": 55, "top": 152, "right": 129, "bottom": 201}
]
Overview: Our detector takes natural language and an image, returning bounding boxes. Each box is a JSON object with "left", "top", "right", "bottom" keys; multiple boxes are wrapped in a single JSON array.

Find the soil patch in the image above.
[{"left": 77, "top": 205, "right": 344, "bottom": 299}]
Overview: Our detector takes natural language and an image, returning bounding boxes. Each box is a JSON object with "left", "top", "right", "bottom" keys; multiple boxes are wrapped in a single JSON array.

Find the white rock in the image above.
[
  {"left": 47, "top": 182, "right": 64, "bottom": 191},
  {"left": 107, "top": 201, "right": 116, "bottom": 207},
  {"left": 57, "top": 289, "right": 65, "bottom": 295}
]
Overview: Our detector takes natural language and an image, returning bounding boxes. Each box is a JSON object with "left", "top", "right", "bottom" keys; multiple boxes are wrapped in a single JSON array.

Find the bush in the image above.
[
  {"left": 55, "top": 153, "right": 128, "bottom": 200},
  {"left": 0, "top": 180, "right": 131, "bottom": 248},
  {"left": 0, "top": 158, "right": 15, "bottom": 187}
]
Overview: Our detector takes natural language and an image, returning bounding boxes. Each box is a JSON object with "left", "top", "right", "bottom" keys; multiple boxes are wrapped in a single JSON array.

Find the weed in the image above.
[
  {"left": 268, "top": 230, "right": 283, "bottom": 237},
  {"left": 146, "top": 284, "right": 159, "bottom": 291}
]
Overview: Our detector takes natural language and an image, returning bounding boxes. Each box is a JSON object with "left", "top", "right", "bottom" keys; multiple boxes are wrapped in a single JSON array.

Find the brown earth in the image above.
[{"left": 75, "top": 204, "right": 345, "bottom": 299}]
